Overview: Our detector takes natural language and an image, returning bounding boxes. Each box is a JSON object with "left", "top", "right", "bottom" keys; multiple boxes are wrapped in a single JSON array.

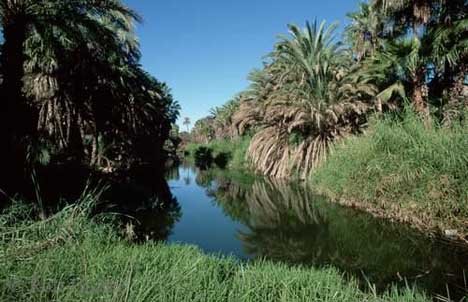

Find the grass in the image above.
[
  {"left": 0, "top": 197, "right": 429, "bottom": 302},
  {"left": 311, "top": 109, "right": 468, "bottom": 239},
  {"left": 185, "top": 136, "right": 251, "bottom": 169}
]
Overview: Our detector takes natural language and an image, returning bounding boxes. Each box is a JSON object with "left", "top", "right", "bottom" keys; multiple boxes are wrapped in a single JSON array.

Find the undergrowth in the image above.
[{"left": 185, "top": 136, "right": 251, "bottom": 169}]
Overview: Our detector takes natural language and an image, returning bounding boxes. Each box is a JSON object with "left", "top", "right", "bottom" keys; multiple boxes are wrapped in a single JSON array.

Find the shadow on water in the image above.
[
  {"left": 1, "top": 163, "right": 182, "bottom": 243},
  {"left": 178, "top": 165, "right": 468, "bottom": 300},
  {"left": 94, "top": 167, "right": 182, "bottom": 242}
]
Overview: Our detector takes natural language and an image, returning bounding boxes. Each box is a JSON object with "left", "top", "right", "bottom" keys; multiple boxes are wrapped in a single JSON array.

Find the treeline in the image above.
[
  {"left": 0, "top": 1, "right": 179, "bottom": 194},
  {"left": 191, "top": 0, "right": 467, "bottom": 179}
]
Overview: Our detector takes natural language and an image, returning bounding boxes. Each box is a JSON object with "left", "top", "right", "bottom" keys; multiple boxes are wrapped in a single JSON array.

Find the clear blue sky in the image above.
[{"left": 124, "top": 0, "right": 361, "bottom": 129}]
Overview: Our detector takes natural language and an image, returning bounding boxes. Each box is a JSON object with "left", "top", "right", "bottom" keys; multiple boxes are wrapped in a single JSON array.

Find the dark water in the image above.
[{"left": 159, "top": 164, "right": 467, "bottom": 300}]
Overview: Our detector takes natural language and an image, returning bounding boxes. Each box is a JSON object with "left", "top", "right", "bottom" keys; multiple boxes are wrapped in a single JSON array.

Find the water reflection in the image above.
[
  {"left": 96, "top": 167, "right": 182, "bottom": 242},
  {"left": 219, "top": 180, "right": 329, "bottom": 264},
  {"left": 187, "top": 166, "right": 468, "bottom": 298}
]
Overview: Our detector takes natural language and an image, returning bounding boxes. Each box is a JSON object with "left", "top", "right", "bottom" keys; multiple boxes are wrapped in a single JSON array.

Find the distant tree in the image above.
[{"left": 183, "top": 117, "right": 191, "bottom": 132}]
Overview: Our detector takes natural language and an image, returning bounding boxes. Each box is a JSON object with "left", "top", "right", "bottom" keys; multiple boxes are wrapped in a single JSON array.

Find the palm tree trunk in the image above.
[
  {"left": 412, "top": 85, "right": 425, "bottom": 112},
  {"left": 376, "top": 98, "right": 383, "bottom": 114},
  {"left": 0, "top": 16, "right": 29, "bottom": 192},
  {"left": 412, "top": 75, "right": 429, "bottom": 116},
  {"left": 451, "top": 63, "right": 467, "bottom": 98},
  {"left": 90, "top": 134, "right": 102, "bottom": 168},
  {"left": 68, "top": 120, "right": 86, "bottom": 163}
]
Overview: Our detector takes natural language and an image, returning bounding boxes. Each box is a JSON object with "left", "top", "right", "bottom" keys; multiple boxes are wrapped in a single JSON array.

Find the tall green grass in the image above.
[
  {"left": 312, "top": 109, "right": 468, "bottom": 235},
  {"left": 186, "top": 136, "right": 251, "bottom": 169},
  {"left": 0, "top": 200, "right": 429, "bottom": 301}
]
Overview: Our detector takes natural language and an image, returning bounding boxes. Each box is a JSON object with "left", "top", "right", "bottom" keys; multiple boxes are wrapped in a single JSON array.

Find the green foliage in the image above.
[
  {"left": 312, "top": 109, "right": 468, "bottom": 234},
  {"left": 194, "top": 146, "right": 214, "bottom": 169},
  {"left": 186, "top": 136, "right": 251, "bottom": 170},
  {"left": 0, "top": 202, "right": 429, "bottom": 302}
]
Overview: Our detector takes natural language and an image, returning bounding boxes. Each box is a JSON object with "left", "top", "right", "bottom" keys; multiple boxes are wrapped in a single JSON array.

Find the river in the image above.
[{"left": 87, "top": 162, "right": 468, "bottom": 299}]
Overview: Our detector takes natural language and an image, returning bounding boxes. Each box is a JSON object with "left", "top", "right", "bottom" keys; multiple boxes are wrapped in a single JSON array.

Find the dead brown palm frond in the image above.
[
  {"left": 248, "top": 127, "right": 290, "bottom": 178},
  {"left": 231, "top": 99, "right": 262, "bottom": 135},
  {"left": 247, "top": 96, "right": 373, "bottom": 179}
]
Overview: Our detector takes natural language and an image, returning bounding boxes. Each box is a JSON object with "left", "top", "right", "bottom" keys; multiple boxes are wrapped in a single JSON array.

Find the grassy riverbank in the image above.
[
  {"left": 312, "top": 111, "right": 468, "bottom": 240},
  {"left": 0, "top": 199, "right": 429, "bottom": 302}
]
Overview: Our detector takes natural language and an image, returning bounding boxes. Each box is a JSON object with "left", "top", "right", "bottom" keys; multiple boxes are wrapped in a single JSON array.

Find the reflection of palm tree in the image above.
[
  {"left": 195, "top": 170, "right": 215, "bottom": 187},
  {"left": 165, "top": 166, "right": 180, "bottom": 181},
  {"left": 212, "top": 177, "right": 329, "bottom": 264},
  {"left": 240, "top": 180, "right": 329, "bottom": 264},
  {"left": 185, "top": 165, "right": 192, "bottom": 185}
]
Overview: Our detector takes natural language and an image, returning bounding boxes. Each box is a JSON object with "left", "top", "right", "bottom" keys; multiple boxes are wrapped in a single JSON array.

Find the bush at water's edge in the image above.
[
  {"left": 0, "top": 200, "right": 429, "bottom": 302},
  {"left": 185, "top": 136, "right": 251, "bottom": 170},
  {"left": 311, "top": 109, "right": 468, "bottom": 240}
]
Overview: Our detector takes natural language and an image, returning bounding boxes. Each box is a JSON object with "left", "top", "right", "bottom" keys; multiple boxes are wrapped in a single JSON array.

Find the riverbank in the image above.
[
  {"left": 0, "top": 200, "right": 429, "bottom": 302},
  {"left": 311, "top": 111, "right": 468, "bottom": 242},
  {"left": 185, "top": 111, "right": 468, "bottom": 242}
]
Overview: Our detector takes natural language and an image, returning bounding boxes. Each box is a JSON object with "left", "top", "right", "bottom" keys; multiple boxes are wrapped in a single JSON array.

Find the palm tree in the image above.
[
  {"left": 359, "top": 37, "right": 428, "bottom": 113},
  {"left": 0, "top": 0, "right": 142, "bottom": 189},
  {"left": 346, "top": 2, "right": 383, "bottom": 61},
  {"left": 236, "top": 22, "right": 376, "bottom": 178},
  {"left": 372, "top": 0, "right": 434, "bottom": 25},
  {"left": 0, "top": 1, "right": 179, "bottom": 192},
  {"left": 183, "top": 117, "right": 191, "bottom": 132},
  {"left": 0, "top": 1, "right": 138, "bottom": 145},
  {"left": 0, "top": 0, "right": 140, "bottom": 130},
  {"left": 245, "top": 21, "right": 376, "bottom": 178},
  {"left": 209, "top": 95, "right": 242, "bottom": 139},
  {"left": 358, "top": 0, "right": 467, "bottom": 116},
  {"left": 368, "top": 0, "right": 467, "bottom": 115},
  {"left": 191, "top": 117, "right": 215, "bottom": 144}
]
